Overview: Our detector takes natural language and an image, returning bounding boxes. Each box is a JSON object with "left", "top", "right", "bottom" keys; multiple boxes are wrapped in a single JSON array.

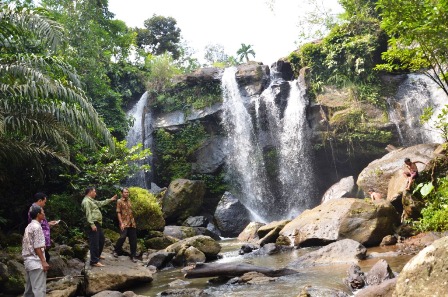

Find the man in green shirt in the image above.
[{"left": 81, "top": 186, "right": 117, "bottom": 267}]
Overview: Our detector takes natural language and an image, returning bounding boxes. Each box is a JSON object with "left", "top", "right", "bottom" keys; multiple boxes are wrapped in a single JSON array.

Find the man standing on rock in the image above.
[
  {"left": 28, "top": 192, "right": 59, "bottom": 263},
  {"left": 22, "top": 205, "right": 49, "bottom": 297},
  {"left": 81, "top": 186, "right": 117, "bottom": 267},
  {"left": 113, "top": 187, "right": 138, "bottom": 263}
]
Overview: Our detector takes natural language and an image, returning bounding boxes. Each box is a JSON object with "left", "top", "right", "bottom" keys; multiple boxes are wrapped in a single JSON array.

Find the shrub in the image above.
[{"left": 128, "top": 187, "right": 165, "bottom": 231}]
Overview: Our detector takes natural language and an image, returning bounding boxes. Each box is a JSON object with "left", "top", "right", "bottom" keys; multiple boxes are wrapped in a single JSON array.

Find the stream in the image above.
[{"left": 133, "top": 239, "right": 413, "bottom": 296}]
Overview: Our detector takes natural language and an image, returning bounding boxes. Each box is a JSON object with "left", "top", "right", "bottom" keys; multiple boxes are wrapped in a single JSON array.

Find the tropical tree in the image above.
[
  {"left": 376, "top": 0, "right": 448, "bottom": 97},
  {"left": 136, "top": 14, "right": 182, "bottom": 60},
  {"left": 237, "top": 43, "right": 256, "bottom": 63},
  {"left": 0, "top": 3, "right": 113, "bottom": 180}
]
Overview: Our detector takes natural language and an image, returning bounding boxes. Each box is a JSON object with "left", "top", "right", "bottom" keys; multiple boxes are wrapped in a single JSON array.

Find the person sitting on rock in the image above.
[
  {"left": 367, "top": 189, "right": 383, "bottom": 201},
  {"left": 403, "top": 157, "right": 426, "bottom": 191}
]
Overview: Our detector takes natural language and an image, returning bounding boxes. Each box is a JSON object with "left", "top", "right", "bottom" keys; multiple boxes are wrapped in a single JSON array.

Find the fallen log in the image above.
[{"left": 182, "top": 262, "right": 298, "bottom": 279}]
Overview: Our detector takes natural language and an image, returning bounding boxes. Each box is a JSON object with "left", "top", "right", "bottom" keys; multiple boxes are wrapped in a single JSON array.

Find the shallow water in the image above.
[{"left": 133, "top": 239, "right": 413, "bottom": 296}]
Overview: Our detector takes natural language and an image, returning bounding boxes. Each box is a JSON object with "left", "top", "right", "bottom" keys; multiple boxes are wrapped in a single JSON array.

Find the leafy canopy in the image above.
[
  {"left": 0, "top": 2, "right": 113, "bottom": 180},
  {"left": 376, "top": 0, "right": 448, "bottom": 97}
]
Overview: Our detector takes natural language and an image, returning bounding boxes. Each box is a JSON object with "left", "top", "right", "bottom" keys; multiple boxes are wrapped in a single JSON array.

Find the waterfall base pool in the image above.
[{"left": 132, "top": 239, "right": 413, "bottom": 296}]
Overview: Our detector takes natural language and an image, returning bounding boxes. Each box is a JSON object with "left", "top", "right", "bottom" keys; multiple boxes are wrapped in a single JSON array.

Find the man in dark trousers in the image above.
[
  {"left": 113, "top": 188, "right": 138, "bottom": 262},
  {"left": 81, "top": 186, "right": 117, "bottom": 267}
]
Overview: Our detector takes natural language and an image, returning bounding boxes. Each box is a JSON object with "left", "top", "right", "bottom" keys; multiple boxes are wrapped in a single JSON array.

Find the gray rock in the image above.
[
  {"left": 162, "top": 179, "right": 205, "bottom": 224},
  {"left": 365, "top": 259, "right": 394, "bottom": 286},
  {"left": 287, "top": 239, "right": 367, "bottom": 269},
  {"left": 84, "top": 253, "right": 153, "bottom": 295},
  {"left": 321, "top": 176, "right": 358, "bottom": 203},
  {"left": 214, "top": 192, "right": 251, "bottom": 237},
  {"left": 190, "top": 137, "right": 226, "bottom": 174},
  {"left": 146, "top": 251, "right": 175, "bottom": 270},
  {"left": 280, "top": 198, "right": 400, "bottom": 247},
  {"left": 183, "top": 216, "right": 209, "bottom": 228},
  {"left": 356, "top": 278, "right": 397, "bottom": 297},
  {"left": 394, "top": 236, "right": 448, "bottom": 296},
  {"left": 356, "top": 143, "right": 438, "bottom": 199},
  {"left": 237, "top": 222, "right": 265, "bottom": 242}
]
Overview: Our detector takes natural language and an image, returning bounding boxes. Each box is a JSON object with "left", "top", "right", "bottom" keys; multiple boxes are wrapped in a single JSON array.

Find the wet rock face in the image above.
[{"left": 214, "top": 192, "right": 251, "bottom": 237}]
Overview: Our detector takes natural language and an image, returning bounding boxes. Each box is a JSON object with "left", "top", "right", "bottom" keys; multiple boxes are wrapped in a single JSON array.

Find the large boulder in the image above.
[
  {"left": 162, "top": 179, "right": 206, "bottom": 224},
  {"left": 165, "top": 235, "right": 221, "bottom": 266},
  {"left": 357, "top": 143, "right": 439, "bottom": 198},
  {"left": 321, "top": 176, "right": 358, "bottom": 203},
  {"left": 237, "top": 222, "right": 265, "bottom": 242},
  {"left": 235, "top": 62, "right": 270, "bottom": 96},
  {"left": 287, "top": 239, "right": 367, "bottom": 269},
  {"left": 393, "top": 236, "right": 448, "bottom": 296},
  {"left": 280, "top": 198, "right": 400, "bottom": 247},
  {"left": 84, "top": 256, "right": 153, "bottom": 296},
  {"left": 214, "top": 192, "right": 251, "bottom": 237},
  {"left": 163, "top": 225, "right": 220, "bottom": 241}
]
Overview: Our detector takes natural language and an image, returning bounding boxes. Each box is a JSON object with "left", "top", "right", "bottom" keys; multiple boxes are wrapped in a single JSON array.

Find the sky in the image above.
[{"left": 108, "top": 0, "right": 343, "bottom": 65}]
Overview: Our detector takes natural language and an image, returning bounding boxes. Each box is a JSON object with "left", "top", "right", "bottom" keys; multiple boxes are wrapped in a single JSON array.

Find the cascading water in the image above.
[
  {"left": 221, "top": 67, "right": 316, "bottom": 222},
  {"left": 388, "top": 74, "right": 448, "bottom": 145},
  {"left": 125, "top": 92, "right": 151, "bottom": 188}
]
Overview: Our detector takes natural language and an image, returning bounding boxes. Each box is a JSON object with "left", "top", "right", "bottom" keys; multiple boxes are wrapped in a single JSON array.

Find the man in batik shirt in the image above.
[
  {"left": 113, "top": 188, "right": 138, "bottom": 262},
  {"left": 22, "top": 205, "right": 49, "bottom": 297}
]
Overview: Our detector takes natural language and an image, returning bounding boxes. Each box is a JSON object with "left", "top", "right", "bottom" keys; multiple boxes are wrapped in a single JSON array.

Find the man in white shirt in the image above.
[{"left": 22, "top": 205, "right": 49, "bottom": 297}]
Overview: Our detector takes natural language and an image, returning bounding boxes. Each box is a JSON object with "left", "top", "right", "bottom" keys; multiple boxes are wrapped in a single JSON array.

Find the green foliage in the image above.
[
  {"left": 191, "top": 172, "right": 227, "bottom": 195},
  {"left": 154, "top": 122, "right": 208, "bottom": 185},
  {"left": 288, "top": 15, "right": 387, "bottom": 106},
  {"left": 61, "top": 139, "right": 151, "bottom": 197},
  {"left": 152, "top": 80, "right": 222, "bottom": 113},
  {"left": 41, "top": 0, "right": 137, "bottom": 139},
  {"left": 236, "top": 43, "right": 255, "bottom": 63},
  {"left": 145, "top": 53, "right": 181, "bottom": 93},
  {"left": 376, "top": 0, "right": 448, "bottom": 97},
  {"left": 0, "top": 2, "right": 113, "bottom": 181},
  {"left": 128, "top": 186, "right": 165, "bottom": 231},
  {"left": 414, "top": 177, "right": 448, "bottom": 232},
  {"left": 136, "top": 14, "right": 182, "bottom": 59}
]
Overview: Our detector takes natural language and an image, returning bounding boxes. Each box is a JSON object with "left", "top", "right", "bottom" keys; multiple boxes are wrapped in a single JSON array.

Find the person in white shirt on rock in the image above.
[{"left": 22, "top": 205, "right": 49, "bottom": 297}]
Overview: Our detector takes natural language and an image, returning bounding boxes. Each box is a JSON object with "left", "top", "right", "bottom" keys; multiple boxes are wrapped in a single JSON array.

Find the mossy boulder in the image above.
[
  {"left": 128, "top": 187, "right": 165, "bottom": 231},
  {"left": 161, "top": 179, "right": 205, "bottom": 224},
  {"left": 145, "top": 236, "right": 178, "bottom": 250}
]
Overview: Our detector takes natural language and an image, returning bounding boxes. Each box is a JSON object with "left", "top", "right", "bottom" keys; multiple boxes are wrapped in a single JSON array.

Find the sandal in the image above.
[{"left": 92, "top": 262, "right": 105, "bottom": 267}]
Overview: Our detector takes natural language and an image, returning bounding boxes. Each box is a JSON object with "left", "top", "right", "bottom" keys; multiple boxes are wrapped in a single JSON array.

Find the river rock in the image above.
[
  {"left": 183, "top": 216, "right": 209, "bottom": 228},
  {"left": 3, "top": 260, "right": 25, "bottom": 294},
  {"left": 162, "top": 179, "right": 206, "bottom": 224},
  {"left": 257, "top": 220, "right": 290, "bottom": 238},
  {"left": 298, "top": 286, "right": 350, "bottom": 297},
  {"left": 280, "top": 198, "right": 400, "bottom": 247},
  {"left": 214, "top": 192, "right": 251, "bottom": 237},
  {"left": 163, "top": 225, "right": 220, "bottom": 241},
  {"left": 165, "top": 235, "right": 221, "bottom": 266},
  {"left": 356, "top": 278, "right": 397, "bottom": 297},
  {"left": 393, "top": 236, "right": 448, "bottom": 296},
  {"left": 157, "top": 288, "right": 210, "bottom": 296},
  {"left": 287, "top": 239, "right": 367, "bottom": 269},
  {"left": 46, "top": 276, "right": 79, "bottom": 297},
  {"left": 84, "top": 255, "right": 153, "bottom": 295},
  {"left": 146, "top": 251, "right": 175, "bottom": 270},
  {"left": 357, "top": 143, "right": 438, "bottom": 199},
  {"left": 365, "top": 259, "right": 395, "bottom": 286},
  {"left": 91, "top": 291, "right": 147, "bottom": 297},
  {"left": 237, "top": 222, "right": 265, "bottom": 242},
  {"left": 321, "top": 176, "right": 358, "bottom": 203},
  {"left": 343, "top": 264, "right": 366, "bottom": 290}
]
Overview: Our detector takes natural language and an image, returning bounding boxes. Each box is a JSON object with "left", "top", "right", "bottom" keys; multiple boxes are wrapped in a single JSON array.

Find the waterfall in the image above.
[
  {"left": 125, "top": 92, "right": 151, "bottom": 188},
  {"left": 221, "top": 67, "right": 316, "bottom": 222},
  {"left": 389, "top": 74, "right": 448, "bottom": 145}
]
